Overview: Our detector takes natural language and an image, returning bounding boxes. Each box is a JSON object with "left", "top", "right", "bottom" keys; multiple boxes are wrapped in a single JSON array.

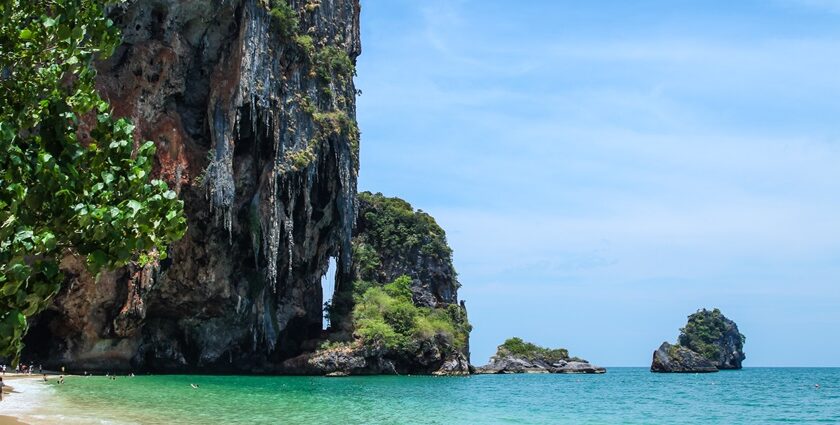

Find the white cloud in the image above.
[
  {"left": 357, "top": 0, "right": 840, "bottom": 365},
  {"left": 782, "top": 0, "right": 840, "bottom": 13}
]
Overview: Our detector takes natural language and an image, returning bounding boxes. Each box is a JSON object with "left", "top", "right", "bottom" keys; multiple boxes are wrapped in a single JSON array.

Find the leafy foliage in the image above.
[
  {"left": 313, "top": 46, "right": 355, "bottom": 83},
  {"left": 352, "top": 192, "right": 453, "bottom": 281},
  {"left": 0, "top": 0, "right": 186, "bottom": 363},
  {"left": 352, "top": 276, "right": 470, "bottom": 352},
  {"left": 293, "top": 34, "right": 314, "bottom": 56},
  {"left": 497, "top": 337, "right": 570, "bottom": 363},
  {"left": 268, "top": 0, "right": 299, "bottom": 38},
  {"left": 678, "top": 308, "right": 744, "bottom": 362}
]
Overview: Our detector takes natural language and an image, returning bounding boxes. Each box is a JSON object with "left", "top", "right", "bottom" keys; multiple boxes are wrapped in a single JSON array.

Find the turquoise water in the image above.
[{"left": 26, "top": 368, "right": 840, "bottom": 424}]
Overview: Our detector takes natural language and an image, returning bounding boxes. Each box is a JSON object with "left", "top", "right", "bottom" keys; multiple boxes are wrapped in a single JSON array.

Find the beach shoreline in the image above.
[{"left": 0, "top": 375, "right": 54, "bottom": 425}]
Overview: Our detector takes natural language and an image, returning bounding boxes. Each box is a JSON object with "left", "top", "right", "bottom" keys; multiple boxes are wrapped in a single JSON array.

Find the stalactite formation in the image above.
[{"left": 23, "top": 0, "right": 362, "bottom": 373}]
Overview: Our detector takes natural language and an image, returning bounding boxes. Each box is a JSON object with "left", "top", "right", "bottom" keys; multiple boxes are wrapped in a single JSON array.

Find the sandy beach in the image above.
[
  {"left": 0, "top": 374, "right": 55, "bottom": 425},
  {"left": 0, "top": 374, "right": 143, "bottom": 425},
  {"left": 0, "top": 416, "right": 26, "bottom": 425}
]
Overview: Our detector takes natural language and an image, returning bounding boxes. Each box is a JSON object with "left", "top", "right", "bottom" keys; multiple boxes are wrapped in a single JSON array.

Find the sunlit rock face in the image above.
[
  {"left": 650, "top": 342, "right": 718, "bottom": 373},
  {"left": 281, "top": 192, "right": 472, "bottom": 376},
  {"left": 677, "top": 308, "right": 746, "bottom": 370},
  {"left": 24, "top": 0, "right": 361, "bottom": 373},
  {"left": 650, "top": 308, "right": 746, "bottom": 373}
]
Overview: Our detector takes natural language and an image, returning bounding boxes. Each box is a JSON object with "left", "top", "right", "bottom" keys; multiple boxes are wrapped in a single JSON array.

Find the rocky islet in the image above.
[
  {"left": 477, "top": 338, "right": 606, "bottom": 374},
  {"left": 651, "top": 309, "right": 746, "bottom": 373}
]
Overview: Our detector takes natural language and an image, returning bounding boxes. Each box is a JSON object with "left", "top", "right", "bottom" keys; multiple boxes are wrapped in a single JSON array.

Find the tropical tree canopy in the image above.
[{"left": 0, "top": 0, "right": 186, "bottom": 363}]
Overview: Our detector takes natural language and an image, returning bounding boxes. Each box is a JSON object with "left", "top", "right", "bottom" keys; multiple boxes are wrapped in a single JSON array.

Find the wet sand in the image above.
[
  {"left": 1, "top": 378, "right": 28, "bottom": 424},
  {"left": 0, "top": 375, "right": 51, "bottom": 425},
  {"left": 1, "top": 379, "right": 28, "bottom": 424},
  {"left": 0, "top": 416, "right": 26, "bottom": 425}
]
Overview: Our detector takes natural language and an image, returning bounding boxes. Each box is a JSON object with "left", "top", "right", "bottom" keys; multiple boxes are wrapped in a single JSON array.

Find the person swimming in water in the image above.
[{"left": 190, "top": 383, "right": 199, "bottom": 389}]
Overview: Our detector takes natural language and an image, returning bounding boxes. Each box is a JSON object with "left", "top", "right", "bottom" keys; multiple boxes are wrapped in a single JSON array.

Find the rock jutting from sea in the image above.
[
  {"left": 651, "top": 342, "right": 717, "bottom": 373},
  {"left": 477, "top": 337, "right": 606, "bottom": 374},
  {"left": 280, "top": 192, "right": 472, "bottom": 376},
  {"left": 650, "top": 308, "right": 746, "bottom": 373}
]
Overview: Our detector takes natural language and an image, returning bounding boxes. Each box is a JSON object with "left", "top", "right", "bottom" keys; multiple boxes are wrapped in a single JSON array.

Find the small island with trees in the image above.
[
  {"left": 477, "top": 337, "right": 606, "bottom": 374},
  {"left": 651, "top": 308, "right": 746, "bottom": 373}
]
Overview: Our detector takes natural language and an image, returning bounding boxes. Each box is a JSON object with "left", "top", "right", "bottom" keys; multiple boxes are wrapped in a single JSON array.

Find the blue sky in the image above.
[{"left": 352, "top": 0, "right": 840, "bottom": 366}]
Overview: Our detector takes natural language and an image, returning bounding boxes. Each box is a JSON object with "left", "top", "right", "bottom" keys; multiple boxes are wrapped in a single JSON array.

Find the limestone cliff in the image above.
[
  {"left": 650, "top": 342, "right": 717, "bottom": 373},
  {"left": 650, "top": 308, "right": 745, "bottom": 373},
  {"left": 283, "top": 192, "right": 471, "bottom": 375},
  {"left": 678, "top": 308, "right": 746, "bottom": 370},
  {"left": 346, "top": 191, "right": 459, "bottom": 308},
  {"left": 23, "top": 0, "right": 362, "bottom": 373}
]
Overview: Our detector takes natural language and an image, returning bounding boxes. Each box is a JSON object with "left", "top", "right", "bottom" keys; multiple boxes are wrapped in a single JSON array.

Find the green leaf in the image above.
[
  {"left": 87, "top": 250, "right": 108, "bottom": 270},
  {"left": 127, "top": 200, "right": 142, "bottom": 213},
  {"left": 41, "top": 232, "right": 57, "bottom": 250},
  {"left": 1, "top": 0, "right": 186, "bottom": 363}
]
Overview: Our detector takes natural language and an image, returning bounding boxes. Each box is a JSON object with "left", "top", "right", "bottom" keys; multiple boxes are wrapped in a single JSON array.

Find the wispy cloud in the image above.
[
  {"left": 358, "top": 0, "right": 840, "bottom": 366},
  {"left": 782, "top": 0, "right": 840, "bottom": 14}
]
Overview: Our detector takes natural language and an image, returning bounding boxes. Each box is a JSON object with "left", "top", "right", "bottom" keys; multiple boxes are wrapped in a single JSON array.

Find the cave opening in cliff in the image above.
[
  {"left": 21, "top": 310, "right": 62, "bottom": 363},
  {"left": 321, "top": 257, "right": 337, "bottom": 330}
]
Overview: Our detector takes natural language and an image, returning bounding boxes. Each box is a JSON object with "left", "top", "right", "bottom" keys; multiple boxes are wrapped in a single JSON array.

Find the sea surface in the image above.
[{"left": 4, "top": 368, "right": 839, "bottom": 424}]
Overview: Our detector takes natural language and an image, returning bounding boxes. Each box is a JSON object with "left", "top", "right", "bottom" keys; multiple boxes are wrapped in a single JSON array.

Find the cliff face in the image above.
[
  {"left": 23, "top": 0, "right": 361, "bottom": 373},
  {"left": 650, "top": 342, "right": 717, "bottom": 373},
  {"left": 346, "top": 192, "right": 459, "bottom": 308},
  {"left": 678, "top": 308, "right": 745, "bottom": 370},
  {"left": 284, "top": 192, "right": 471, "bottom": 375}
]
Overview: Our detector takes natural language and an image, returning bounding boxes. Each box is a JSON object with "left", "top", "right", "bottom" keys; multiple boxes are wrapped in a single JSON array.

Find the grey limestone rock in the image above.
[{"left": 650, "top": 342, "right": 718, "bottom": 373}]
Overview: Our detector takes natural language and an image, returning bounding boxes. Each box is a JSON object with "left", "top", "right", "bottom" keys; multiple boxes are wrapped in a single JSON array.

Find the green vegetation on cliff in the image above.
[
  {"left": 497, "top": 337, "right": 570, "bottom": 363},
  {"left": 323, "top": 192, "right": 468, "bottom": 370},
  {"left": 352, "top": 192, "right": 453, "bottom": 281},
  {"left": 0, "top": 0, "right": 186, "bottom": 363},
  {"left": 265, "top": 0, "right": 358, "bottom": 171},
  {"left": 678, "top": 308, "right": 745, "bottom": 362},
  {"left": 268, "top": 0, "right": 298, "bottom": 38},
  {"left": 352, "top": 276, "right": 470, "bottom": 352},
  {"left": 313, "top": 46, "right": 356, "bottom": 83}
]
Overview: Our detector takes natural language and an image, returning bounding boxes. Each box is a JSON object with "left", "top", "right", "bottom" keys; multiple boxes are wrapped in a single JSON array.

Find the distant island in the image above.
[
  {"left": 477, "top": 337, "right": 605, "bottom": 374},
  {"left": 651, "top": 308, "right": 746, "bottom": 373}
]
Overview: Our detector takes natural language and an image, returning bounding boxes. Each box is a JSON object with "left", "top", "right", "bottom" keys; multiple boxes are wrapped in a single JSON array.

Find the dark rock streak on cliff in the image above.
[{"left": 24, "top": 0, "right": 362, "bottom": 373}]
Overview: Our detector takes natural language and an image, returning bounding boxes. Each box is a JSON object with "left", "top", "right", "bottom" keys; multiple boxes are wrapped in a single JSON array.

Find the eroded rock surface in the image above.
[
  {"left": 477, "top": 338, "right": 605, "bottom": 374},
  {"left": 650, "top": 342, "right": 718, "bottom": 373},
  {"left": 282, "top": 338, "right": 470, "bottom": 376},
  {"left": 281, "top": 193, "right": 472, "bottom": 376},
  {"left": 651, "top": 308, "right": 746, "bottom": 373},
  {"left": 678, "top": 308, "right": 746, "bottom": 370},
  {"left": 477, "top": 356, "right": 605, "bottom": 374},
  {"left": 24, "top": 0, "right": 362, "bottom": 373}
]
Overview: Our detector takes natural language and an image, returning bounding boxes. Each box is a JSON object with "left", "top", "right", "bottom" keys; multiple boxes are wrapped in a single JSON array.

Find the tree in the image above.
[{"left": 0, "top": 0, "right": 186, "bottom": 363}]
